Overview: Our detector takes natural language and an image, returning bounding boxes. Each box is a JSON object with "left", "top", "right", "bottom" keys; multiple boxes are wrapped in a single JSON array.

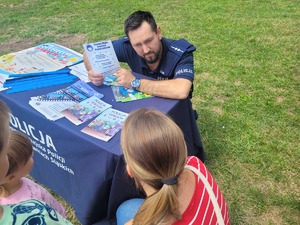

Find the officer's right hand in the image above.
[{"left": 88, "top": 70, "right": 104, "bottom": 86}]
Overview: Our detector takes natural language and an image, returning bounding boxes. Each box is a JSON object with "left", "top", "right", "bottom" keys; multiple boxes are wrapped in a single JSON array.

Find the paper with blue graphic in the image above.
[
  {"left": 0, "top": 43, "right": 82, "bottom": 74},
  {"left": 83, "top": 40, "right": 120, "bottom": 76}
]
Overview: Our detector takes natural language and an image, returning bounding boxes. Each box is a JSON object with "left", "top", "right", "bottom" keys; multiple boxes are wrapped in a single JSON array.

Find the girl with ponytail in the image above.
[{"left": 117, "top": 109, "right": 230, "bottom": 225}]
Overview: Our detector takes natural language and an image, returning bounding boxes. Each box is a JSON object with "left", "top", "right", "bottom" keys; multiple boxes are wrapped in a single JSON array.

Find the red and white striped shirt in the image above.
[{"left": 173, "top": 156, "right": 230, "bottom": 225}]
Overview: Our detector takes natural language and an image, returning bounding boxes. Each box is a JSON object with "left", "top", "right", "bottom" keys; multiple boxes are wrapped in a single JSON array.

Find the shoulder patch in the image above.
[
  {"left": 121, "top": 36, "right": 130, "bottom": 43},
  {"left": 169, "top": 39, "right": 196, "bottom": 56}
]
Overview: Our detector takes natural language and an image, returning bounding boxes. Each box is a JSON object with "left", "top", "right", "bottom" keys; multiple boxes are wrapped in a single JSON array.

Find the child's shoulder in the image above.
[
  {"left": 22, "top": 177, "right": 47, "bottom": 193},
  {"left": 186, "top": 155, "right": 202, "bottom": 166}
]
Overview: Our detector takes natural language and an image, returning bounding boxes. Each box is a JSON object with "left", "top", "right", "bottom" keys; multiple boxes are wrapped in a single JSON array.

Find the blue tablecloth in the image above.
[{"left": 0, "top": 76, "right": 203, "bottom": 225}]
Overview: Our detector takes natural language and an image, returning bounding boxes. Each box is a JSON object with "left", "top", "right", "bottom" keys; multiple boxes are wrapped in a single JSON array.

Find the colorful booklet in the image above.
[
  {"left": 29, "top": 80, "right": 103, "bottom": 121},
  {"left": 111, "top": 86, "right": 152, "bottom": 102},
  {"left": 0, "top": 43, "right": 83, "bottom": 74},
  {"left": 81, "top": 108, "right": 128, "bottom": 142},
  {"left": 61, "top": 96, "right": 112, "bottom": 125},
  {"left": 83, "top": 40, "right": 120, "bottom": 76}
]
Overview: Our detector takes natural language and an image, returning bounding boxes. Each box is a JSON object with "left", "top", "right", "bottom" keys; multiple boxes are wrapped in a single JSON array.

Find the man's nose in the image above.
[{"left": 142, "top": 44, "right": 150, "bottom": 54}]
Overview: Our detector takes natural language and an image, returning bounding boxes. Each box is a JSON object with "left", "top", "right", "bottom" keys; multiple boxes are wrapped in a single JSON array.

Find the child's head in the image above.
[
  {"left": 6, "top": 130, "right": 34, "bottom": 181},
  {"left": 0, "top": 100, "right": 10, "bottom": 184},
  {"left": 120, "top": 108, "right": 187, "bottom": 224}
]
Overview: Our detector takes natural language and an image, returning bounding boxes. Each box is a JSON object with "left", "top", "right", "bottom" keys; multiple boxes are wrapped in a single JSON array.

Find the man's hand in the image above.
[
  {"left": 84, "top": 51, "right": 104, "bottom": 86},
  {"left": 116, "top": 68, "right": 135, "bottom": 88},
  {"left": 88, "top": 70, "right": 105, "bottom": 86}
]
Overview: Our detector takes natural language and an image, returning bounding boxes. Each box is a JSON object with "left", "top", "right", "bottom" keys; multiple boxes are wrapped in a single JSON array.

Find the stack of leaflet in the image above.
[
  {"left": 29, "top": 80, "right": 104, "bottom": 121},
  {"left": 3, "top": 69, "right": 76, "bottom": 94}
]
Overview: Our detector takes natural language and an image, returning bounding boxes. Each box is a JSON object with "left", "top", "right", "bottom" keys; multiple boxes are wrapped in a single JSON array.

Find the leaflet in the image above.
[
  {"left": 29, "top": 80, "right": 103, "bottom": 121},
  {"left": 81, "top": 108, "right": 128, "bottom": 142},
  {"left": 0, "top": 73, "right": 10, "bottom": 91},
  {"left": 103, "top": 74, "right": 121, "bottom": 86},
  {"left": 111, "top": 86, "right": 152, "bottom": 102},
  {"left": 68, "top": 62, "right": 90, "bottom": 83},
  {"left": 0, "top": 43, "right": 83, "bottom": 74},
  {"left": 61, "top": 96, "right": 112, "bottom": 125},
  {"left": 83, "top": 40, "right": 120, "bottom": 76}
]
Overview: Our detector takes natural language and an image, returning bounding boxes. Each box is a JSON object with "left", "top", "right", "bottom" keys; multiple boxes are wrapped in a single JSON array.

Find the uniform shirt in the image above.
[
  {"left": 0, "top": 199, "right": 72, "bottom": 225},
  {"left": 172, "top": 156, "right": 231, "bottom": 225},
  {"left": 113, "top": 37, "right": 196, "bottom": 97},
  {"left": 0, "top": 177, "right": 66, "bottom": 218}
]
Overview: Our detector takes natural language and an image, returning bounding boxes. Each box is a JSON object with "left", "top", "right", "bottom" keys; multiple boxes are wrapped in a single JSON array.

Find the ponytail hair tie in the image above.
[{"left": 161, "top": 176, "right": 178, "bottom": 185}]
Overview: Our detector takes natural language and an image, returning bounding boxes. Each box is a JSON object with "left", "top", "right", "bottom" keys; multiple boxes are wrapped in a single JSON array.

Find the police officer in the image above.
[{"left": 84, "top": 10, "right": 205, "bottom": 161}]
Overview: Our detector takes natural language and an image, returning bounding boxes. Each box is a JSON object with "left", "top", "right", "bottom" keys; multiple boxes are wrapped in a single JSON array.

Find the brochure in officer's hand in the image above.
[{"left": 83, "top": 40, "right": 121, "bottom": 76}]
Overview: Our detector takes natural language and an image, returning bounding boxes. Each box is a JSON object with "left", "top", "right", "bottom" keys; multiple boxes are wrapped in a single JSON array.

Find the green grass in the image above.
[{"left": 1, "top": 0, "right": 299, "bottom": 224}]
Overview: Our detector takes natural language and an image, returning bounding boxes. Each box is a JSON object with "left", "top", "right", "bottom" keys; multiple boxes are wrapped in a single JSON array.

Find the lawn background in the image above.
[{"left": 0, "top": 0, "right": 299, "bottom": 224}]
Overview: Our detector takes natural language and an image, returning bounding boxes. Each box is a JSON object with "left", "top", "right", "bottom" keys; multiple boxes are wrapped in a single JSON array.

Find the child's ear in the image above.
[
  {"left": 126, "top": 164, "right": 133, "bottom": 178},
  {"left": 4, "top": 174, "right": 15, "bottom": 183}
]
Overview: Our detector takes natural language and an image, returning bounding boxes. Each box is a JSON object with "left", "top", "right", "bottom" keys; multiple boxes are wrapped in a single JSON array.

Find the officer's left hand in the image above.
[{"left": 116, "top": 68, "right": 135, "bottom": 88}]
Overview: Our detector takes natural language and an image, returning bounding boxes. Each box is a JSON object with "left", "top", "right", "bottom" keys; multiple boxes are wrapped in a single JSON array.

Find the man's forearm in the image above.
[{"left": 139, "top": 78, "right": 192, "bottom": 100}]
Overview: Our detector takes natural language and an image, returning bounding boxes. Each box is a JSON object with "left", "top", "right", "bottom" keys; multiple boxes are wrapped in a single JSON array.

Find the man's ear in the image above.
[
  {"left": 156, "top": 25, "right": 162, "bottom": 40},
  {"left": 126, "top": 164, "right": 134, "bottom": 178}
]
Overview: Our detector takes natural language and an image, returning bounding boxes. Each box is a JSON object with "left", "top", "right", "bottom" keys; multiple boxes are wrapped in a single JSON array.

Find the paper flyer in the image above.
[
  {"left": 83, "top": 40, "right": 121, "bottom": 76},
  {"left": 69, "top": 62, "right": 90, "bottom": 83},
  {"left": 29, "top": 80, "right": 103, "bottom": 121},
  {"left": 0, "top": 73, "right": 10, "bottom": 91},
  {"left": 111, "top": 86, "right": 152, "bottom": 102},
  {"left": 81, "top": 108, "right": 128, "bottom": 142},
  {"left": 0, "top": 43, "right": 83, "bottom": 74},
  {"left": 61, "top": 96, "right": 112, "bottom": 125},
  {"left": 103, "top": 74, "right": 121, "bottom": 86}
]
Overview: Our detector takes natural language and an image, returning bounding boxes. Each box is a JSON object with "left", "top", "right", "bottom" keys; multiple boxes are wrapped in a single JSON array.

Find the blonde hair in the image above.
[
  {"left": 6, "top": 130, "right": 33, "bottom": 176},
  {"left": 0, "top": 100, "right": 10, "bottom": 154},
  {"left": 121, "top": 109, "right": 187, "bottom": 225}
]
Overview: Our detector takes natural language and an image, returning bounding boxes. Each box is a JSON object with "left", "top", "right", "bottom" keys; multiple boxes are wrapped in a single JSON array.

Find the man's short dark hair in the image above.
[{"left": 124, "top": 11, "right": 157, "bottom": 37}]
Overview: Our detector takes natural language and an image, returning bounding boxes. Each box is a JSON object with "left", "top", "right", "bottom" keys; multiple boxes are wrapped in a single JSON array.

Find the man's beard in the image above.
[
  {"left": 143, "top": 51, "right": 159, "bottom": 64},
  {"left": 143, "top": 42, "right": 162, "bottom": 64}
]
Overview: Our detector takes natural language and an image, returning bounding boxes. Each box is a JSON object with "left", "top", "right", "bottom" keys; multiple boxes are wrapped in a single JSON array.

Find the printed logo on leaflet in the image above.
[{"left": 86, "top": 44, "right": 93, "bottom": 51}]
